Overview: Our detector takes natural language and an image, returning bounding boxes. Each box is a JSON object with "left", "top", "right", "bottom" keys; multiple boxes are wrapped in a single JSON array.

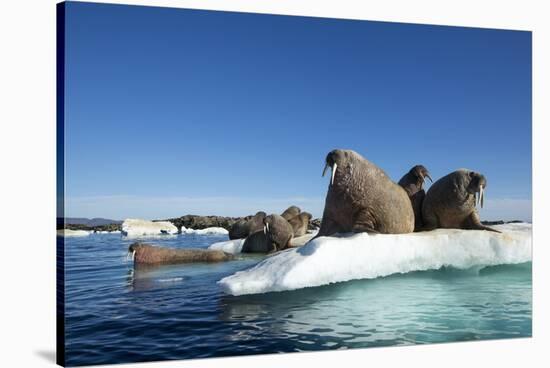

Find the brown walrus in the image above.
[
  {"left": 128, "top": 243, "right": 235, "bottom": 265},
  {"left": 421, "top": 169, "right": 499, "bottom": 232},
  {"left": 398, "top": 165, "right": 432, "bottom": 231},
  {"left": 288, "top": 212, "right": 312, "bottom": 237},
  {"left": 316, "top": 149, "right": 414, "bottom": 236},
  {"left": 241, "top": 231, "right": 271, "bottom": 253},
  {"left": 242, "top": 214, "right": 294, "bottom": 253},
  {"left": 280, "top": 206, "right": 301, "bottom": 221},
  {"left": 228, "top": 211, "right": 266, "bottom": 240}
]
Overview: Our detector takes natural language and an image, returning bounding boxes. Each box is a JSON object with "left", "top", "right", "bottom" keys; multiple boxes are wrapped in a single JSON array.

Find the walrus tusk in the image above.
[
  {"left": 322, "top": 163, "right": 329, "bottom": 177},
  {"left": 127, "top": 250, "right": 135, "bottom": 262},
  {"left": 263, "top": 224, "right": 266, "bottom": 235},
  {"left": 426, "top": 174, "right": 433, "bottom": 183},
  {"left": 331, "top": 163, "right": 337, "bottom": 185},
  {"left": 266, "top": 222, "right": 270, "bottom": 233},
  {"left": 480, "top": 186, "right": 484, "bottom": 208}
]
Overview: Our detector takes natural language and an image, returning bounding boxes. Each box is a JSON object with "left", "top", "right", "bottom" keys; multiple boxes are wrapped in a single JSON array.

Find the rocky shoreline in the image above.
[{"left": 61, "top": 216, "right": 523, "bottom": 233}]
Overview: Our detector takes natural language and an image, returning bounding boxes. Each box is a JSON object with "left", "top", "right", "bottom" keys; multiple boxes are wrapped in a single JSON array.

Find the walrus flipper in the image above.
[
  {"left": 351, "top": 209, "right": 379, "bottom": 234},
  {"left": 463, "top": 213, "right": 501, "bottom": 233},
  {"left": 315, "top": 217, "right": 339, "bottom": 238}
]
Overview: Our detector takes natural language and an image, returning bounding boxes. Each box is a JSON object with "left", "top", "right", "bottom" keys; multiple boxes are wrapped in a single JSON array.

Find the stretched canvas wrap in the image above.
[{"left": 56, "top": 1, "right": 532, "bottom": 366}]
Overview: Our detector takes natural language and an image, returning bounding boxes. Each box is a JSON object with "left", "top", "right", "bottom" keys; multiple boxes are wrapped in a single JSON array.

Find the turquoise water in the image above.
[{"left": 63, "top": 233, "right": 531, "bottom": 366}]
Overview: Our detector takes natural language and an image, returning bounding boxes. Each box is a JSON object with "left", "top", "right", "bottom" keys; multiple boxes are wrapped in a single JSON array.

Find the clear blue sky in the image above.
[{"left": 63, "top": 2, "right": 532, "bottom": 221}]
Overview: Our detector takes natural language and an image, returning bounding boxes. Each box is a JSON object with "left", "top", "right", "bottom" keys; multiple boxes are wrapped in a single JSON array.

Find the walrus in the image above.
[
  {"left": 242, "top": 214, "right": 294, "bottom": 253},
  {"left": 316, "top": 149, "right": 414, "bottom": 236},
  {"left": 281, "top": 206, "right": 301, "bottom": 221},
  {"left": 228, "top": 211, "right": 266, "bottom": 240},
  {"left": 398, "top": 165, "right": 432, "bottom": 231},
  {"left": 421, "top": 169, "right": 499, "bottom": 232},
  {"left": 241, "top": 231, "right": 271, "bottom": 253},
  {"left": 128, "top": 242, "right": 235, "bottom": 265},
  {"left": 288, "top": 212, "right": 312, "bottom": 237}
]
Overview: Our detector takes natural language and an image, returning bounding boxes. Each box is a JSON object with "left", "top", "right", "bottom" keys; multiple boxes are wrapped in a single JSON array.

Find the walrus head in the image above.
[
  {"left": 262, "top": 215, "right": 279, "bottom": 236},
  {"left": 281, "top": 206, "right": 301, "bottom": 220},
  {"left": 263, "top": 214, "right": 293, "bottom": 251},
  {"left": 254, "top": 211, "right": 267, "bottom": 218},
  {"left": 410, "top": 165, "right": 432, "bottom": 184},
  {"left": 467, "top": 171, "right": 488, "bottom": 208},
  {"left": 127, "top": 242, "right": 147, "bottom": 262},
  {"left": 322, "top": 149, "right": 351, "bottom": 186}
]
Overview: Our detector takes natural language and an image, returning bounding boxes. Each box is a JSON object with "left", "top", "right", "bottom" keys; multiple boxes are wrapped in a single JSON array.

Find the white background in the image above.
[{"left": 0, "top": 0, "right": 548, "bottom": 367}]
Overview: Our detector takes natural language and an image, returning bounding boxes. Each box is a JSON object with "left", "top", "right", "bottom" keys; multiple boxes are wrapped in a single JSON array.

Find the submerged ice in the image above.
[
  {"left": 208, "top": 239, "right": 245, "bottom": 254},
  {"left": 219, "top": 223, "right": 532, "bottom": 296}
]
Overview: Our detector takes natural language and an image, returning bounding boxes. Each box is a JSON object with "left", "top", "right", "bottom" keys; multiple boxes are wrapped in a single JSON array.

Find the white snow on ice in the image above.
[
  {"left": 121, "top": 219, "right": 178, "bottom": 237},
  {"left": 207, "top": 232, "right": 317, "bottom": 254},
  {"left": 182, "top": 227, "right": 229, "bottom": 235},
  {"left": 219, "top": 223, "right": 532, "bottom": 296}
]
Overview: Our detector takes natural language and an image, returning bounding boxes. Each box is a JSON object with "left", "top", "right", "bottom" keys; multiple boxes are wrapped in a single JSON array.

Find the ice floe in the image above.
[
  {"left": 219, "top": 223, "right": 532, "bottom": 296},
  {"left": 57, "top": 229, "right": 91, "bottom": 237},
  {"left": 181, "top": 227, "right": 229, "bottom": 235},
  {"left": 121, "top": 219, "right": 178, "bottom": 237}
]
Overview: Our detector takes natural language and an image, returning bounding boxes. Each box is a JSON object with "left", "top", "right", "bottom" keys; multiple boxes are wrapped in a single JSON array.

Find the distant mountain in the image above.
[{"left": 65, "top": 217, "right": 122, "bottom": 226}]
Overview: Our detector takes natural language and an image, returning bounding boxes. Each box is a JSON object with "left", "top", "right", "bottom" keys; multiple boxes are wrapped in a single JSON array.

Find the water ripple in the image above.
[{"left": 63, "top": 234, "right": 532, "bottom": 366}]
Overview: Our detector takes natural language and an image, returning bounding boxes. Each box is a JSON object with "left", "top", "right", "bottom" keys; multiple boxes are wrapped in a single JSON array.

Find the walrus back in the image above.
[{"left": 132, "top": 244, "right": 234, "bottom": 265}]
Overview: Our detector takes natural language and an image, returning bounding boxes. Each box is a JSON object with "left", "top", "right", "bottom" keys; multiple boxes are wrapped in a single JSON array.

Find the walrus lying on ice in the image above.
[
  {"left": 316, "top": 149, "right": 414, "bottom": 236},
  {"left": 128, "top": 243, "right": 235, "bottom": 265},
  {"left": 228, "top": 211, "right": 266, "bottom": 240},
  {"left": 288, "top": 212, "right": 312, "bottom": 237},
  {"left": 242, "top": 214, "right": 294, "bottom": 253},
  {"left": 280, "top": 206, "right": 301, "bottom": 221},
  {"left": 421, "top": 169, "right": 499, "bottom": 232}
]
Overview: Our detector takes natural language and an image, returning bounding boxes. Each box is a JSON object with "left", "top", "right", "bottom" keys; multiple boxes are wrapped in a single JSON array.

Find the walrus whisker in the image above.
[{"left": 331, "top": 163, "right": 337, "bottom": 185}]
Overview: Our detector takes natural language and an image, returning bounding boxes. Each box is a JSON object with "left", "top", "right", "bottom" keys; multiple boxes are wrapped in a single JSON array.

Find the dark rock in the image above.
[
  {"left": 65, "top": 217, "right": 122, "bottom": 226},
  {"left": 64, "top": 223, "right": 122, "bottom": 232},
  {"left": 481, "top": 220, "right": 505, "bottom": 226},
  {"left": 162, "top": 215, "right": 253, "bottom": 233},
  {"left": 481, "top": 220, "right": 523, "bottom": 226}
]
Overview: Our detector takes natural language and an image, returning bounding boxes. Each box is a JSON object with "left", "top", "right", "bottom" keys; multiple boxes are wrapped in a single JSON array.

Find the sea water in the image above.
[{"left": 63, "top": 231, "right": 532, "bottom": 366}]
